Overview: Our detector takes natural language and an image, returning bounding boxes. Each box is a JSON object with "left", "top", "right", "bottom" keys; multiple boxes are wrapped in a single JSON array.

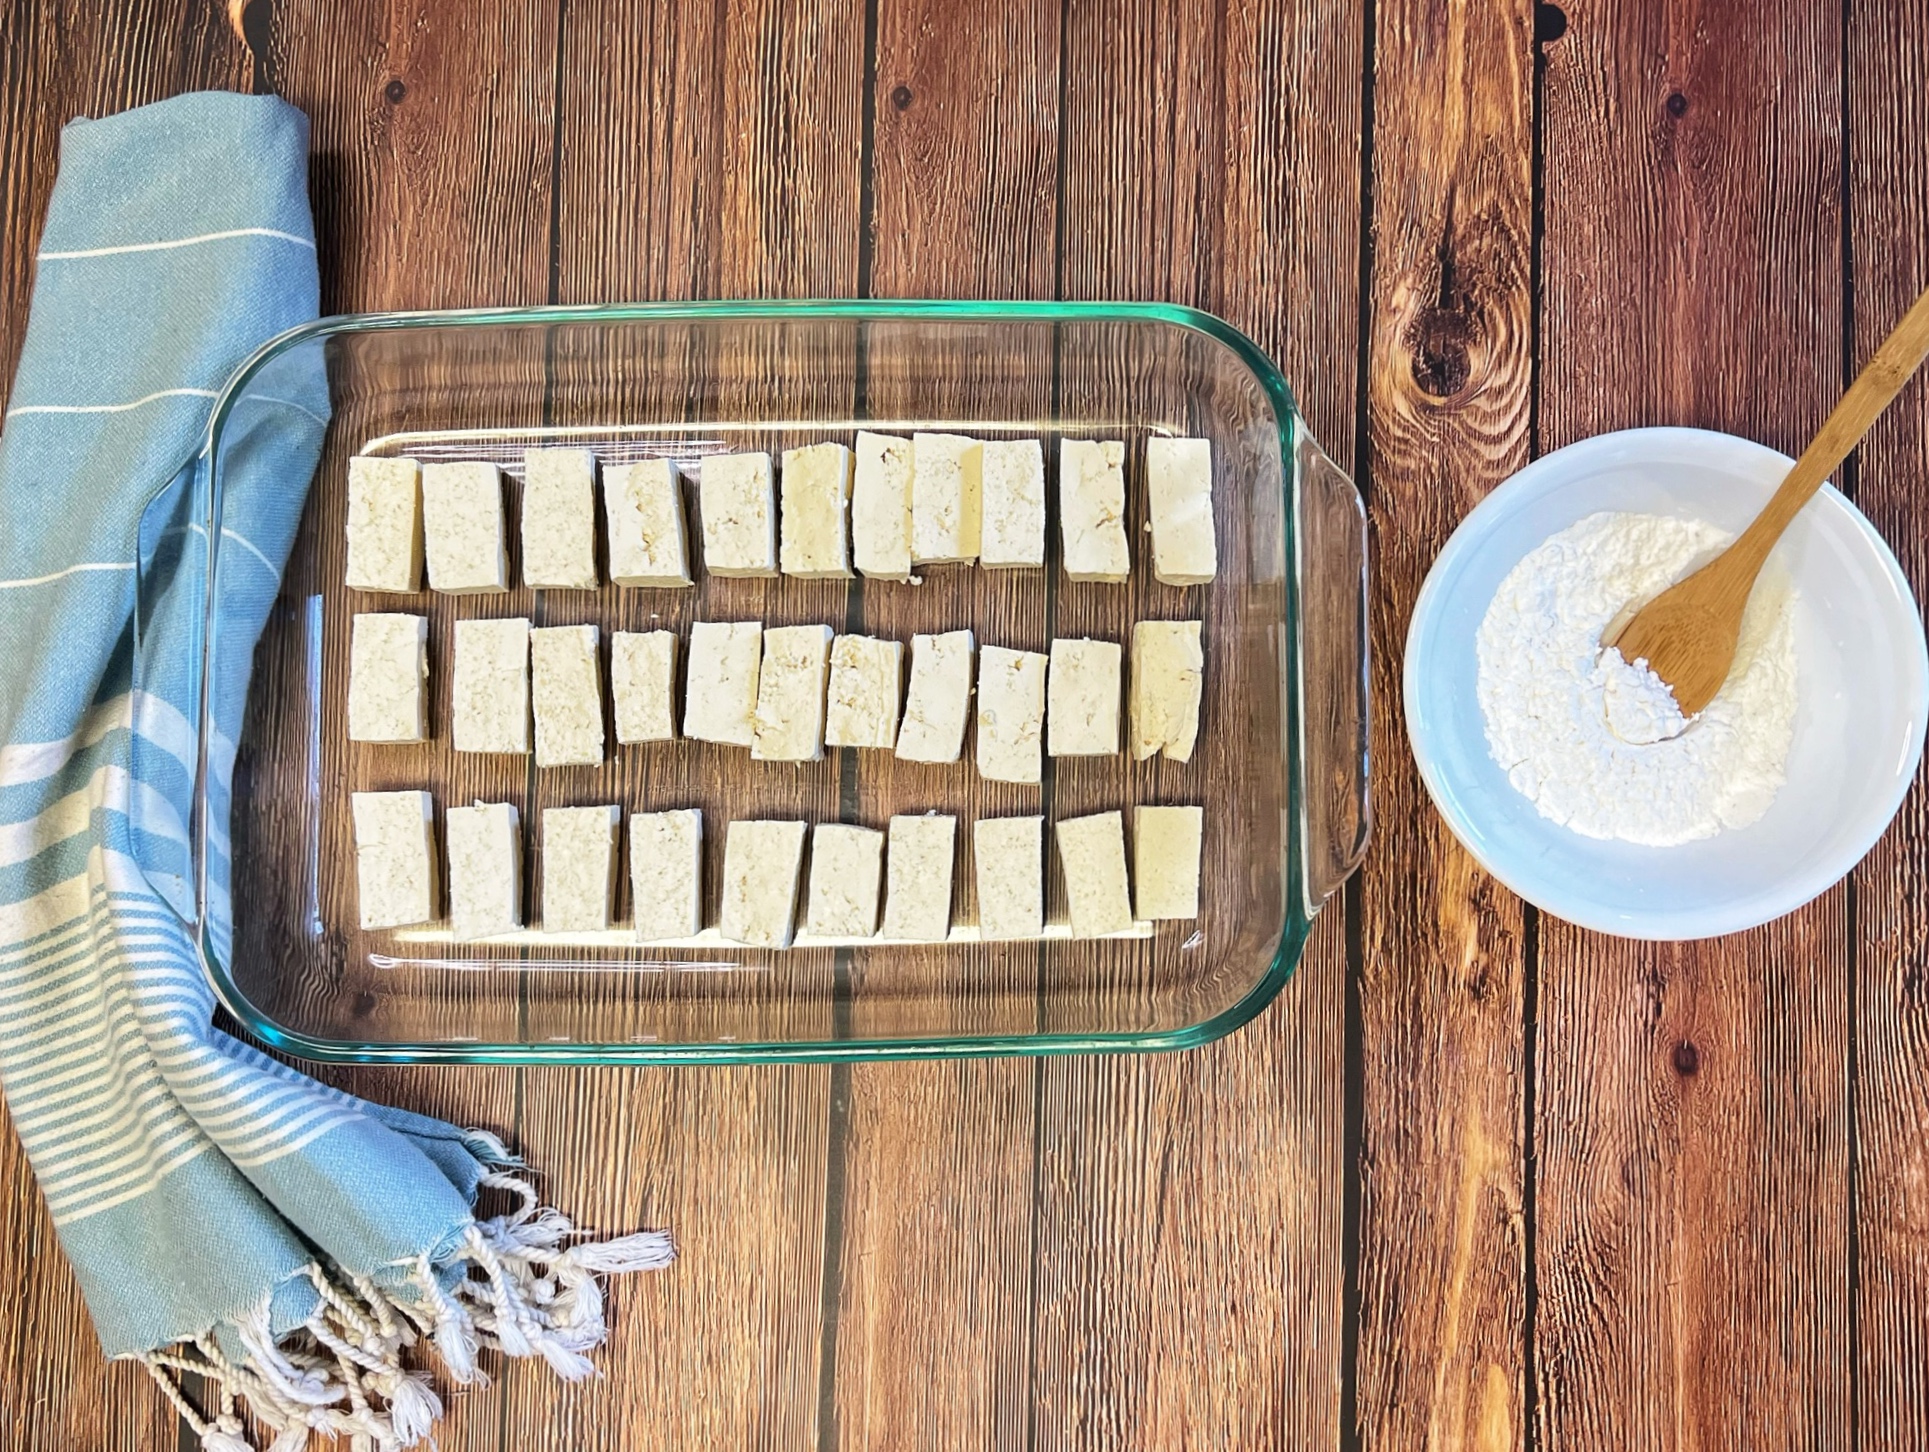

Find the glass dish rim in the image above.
[{"left": 196, "top": 297, "right": 1316, "bottom": 1064}]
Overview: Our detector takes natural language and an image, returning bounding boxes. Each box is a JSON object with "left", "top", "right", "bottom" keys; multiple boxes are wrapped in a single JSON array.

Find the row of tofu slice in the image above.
[
  {"left": 342, "top": 434, "right": 1216, "bottom": 594},
  {"left": 352, "top": 796, "right": 1202, "bottom": 945},
  {"left": 348, "top": 617, "right": 1203, "bottom": 777}
]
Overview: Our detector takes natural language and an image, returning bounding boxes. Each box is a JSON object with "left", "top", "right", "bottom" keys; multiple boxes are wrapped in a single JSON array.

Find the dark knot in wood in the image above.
[
  {"left": 1407, "top": 305, "right": 1475, "bottom": 399},
  {"left": 1672, "top": 1040, "right": 1700, "bottom": 1076}
]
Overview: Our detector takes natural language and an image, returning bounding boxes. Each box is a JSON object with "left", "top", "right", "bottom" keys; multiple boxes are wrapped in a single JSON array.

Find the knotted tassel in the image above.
[{"left": 371, "top": 1370, "right": 442, "bottom": 1447}]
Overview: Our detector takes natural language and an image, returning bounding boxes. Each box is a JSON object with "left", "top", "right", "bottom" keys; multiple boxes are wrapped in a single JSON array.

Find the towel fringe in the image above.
[
  {"left": 460, "top": 1125, "right": 523, "bottom": 1168},
  {"left": 130, "top": 1190, "right": 672, "bottom": 1450},
  {"left": 410, "top": 1251, "right": 484, "bottom": 1386},
  {"left": 233, "top": 1296, "right": 336, "bottom": 1408},
  {"left": 371, "top": 1369, "right": 442, "bottom": 1445}
]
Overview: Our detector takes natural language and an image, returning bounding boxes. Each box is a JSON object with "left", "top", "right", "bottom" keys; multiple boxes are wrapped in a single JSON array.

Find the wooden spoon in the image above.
[{"left": 1606, "top": 280, "right": 1929, "bottom": 717}]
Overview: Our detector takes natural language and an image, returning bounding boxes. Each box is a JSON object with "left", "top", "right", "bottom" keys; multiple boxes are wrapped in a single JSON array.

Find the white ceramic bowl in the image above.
[{"left": 1405, "top": 427, "right": 1929, "bottom": 939}]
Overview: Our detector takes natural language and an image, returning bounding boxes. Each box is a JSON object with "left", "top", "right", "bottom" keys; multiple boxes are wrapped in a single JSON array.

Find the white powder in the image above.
[{"left": 1475, "top": 511, "right": 1798, "bottom": 846}]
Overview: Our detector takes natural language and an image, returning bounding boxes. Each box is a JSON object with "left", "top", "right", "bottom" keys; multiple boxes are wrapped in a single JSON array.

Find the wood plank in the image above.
[
  {"left": 1026, "top": 0, "right": 1362, "bottom": 1447},
  {"left": 1532, "top": 2, "right": 1852, "bottom": 1446},
  {"left": 866, "top": 0, "right": 1062, "bottom": 301},
  {"left": 1354, "top": 0, "right": 1537, "bottom": 1444},
  {"left": 824, "top": 4, "right": 1062, "bottom": 1446},
  {"left": 550, "top": 0, "right": 867, "bottom": 302},
  {"left": 1847, "top": 0, "right": 1929, "bottom": 1442},
  {"left": 270, "top": 0, "right": 562, "bottom": 314},
  {"left": 0, "top": 6, "right": 259, "bottom": 1447},
  {"left": 260, "top": 4, "right": 561, "bottom": 1448},
  {"left": 497, "top": 2, "right": 865, "bottom": 1448}
]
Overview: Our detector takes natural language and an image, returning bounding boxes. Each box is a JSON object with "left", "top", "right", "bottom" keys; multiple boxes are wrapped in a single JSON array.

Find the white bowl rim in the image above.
[{"left": 1403, "top": 424, "right": 1929, "bottom": 940}]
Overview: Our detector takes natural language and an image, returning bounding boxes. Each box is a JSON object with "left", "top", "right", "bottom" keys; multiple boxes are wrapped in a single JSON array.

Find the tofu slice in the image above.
[
  {"left": 445, "top": 801, "right": 523, "bottom": 940},
  {"left": 1048, "top": 637, "right": 1122, "bottom": 756},
  {"left": 974, "top": 815, "right": 1043, "bottom": 940},
  {"left": 824, "top": 634, "right": 903, "bottom": 750},
  {"left": 1129, "top": 620, "right": 1205, "bottom": 762},
  {"left": 780, "top": 442, "right": 854, "bottom": 578},
  {"left": 894, "top": 630, "right": 976, "bottom": 763},
  {"left": 975, "top": 645, "right": 1047, "bottom": 784},
  {"left": 530, "top": 624, "right": 604, "bottom": 768},
  {"left": 980, "top": 439, "right": 1046, "bottom": 568},
  {"left": 631, "top": 809, "right": 703, "bottom": 942},
  {"left": 852, "top": 431, "right": 914, "bottom": 580},
  {"left": 542, "top": 804, "right": 621, "bottom": 931},
  {"left": 804, "top": 823, "right": 885, "bottom": 938},
  {"left": 718, "top": 819, "right": 809, "bottom": 947},
  {"left": 350, "top": 790, "right": 437, "bottom": 930},
  {"left": 1145, "top": 437, "right": 1217, "bottom": 585},
  {"left": 1134, "top": 805, "right": 1204, "bottom": 921},
  {"left": 698, "top": 451, "right": 778, "bottom": 577},
  {"left": 910, "top": 432, "right": 983, "bottom": 564},
  {"left": 451, "top": 617, "right": 530, "bottom": 754},
  {"left": 605, "top": 458, "right": 693, "bottom": 588},
  {"left": 881, "top": 813, "right": 956, "bottom": 941},
  {"left": 1056, "top": 810, "right": 1134, "bottom": 937},
  {"left": 611, "top": 629, "right": 678, "bottom": 743},
  {"left": 421, "top": 461, "right": 508, "bottom": 594},
  {"left": 347, "top": 613, "right": 429, "bottom": 743},
  {"left": 752, "top": 624, "right": 834, "bottom": 762},
  {"left": 1059, "top": 439, "right": 1131, "bottom": 582},
  {"left": 345, "top": 456, "right": 422, "bottom": 593},
  {"left": 683, "top": 621, "right": 763, "bottom": 747},
  {"left": 520, "top": 447, "right": 598, "bottom": 589}
]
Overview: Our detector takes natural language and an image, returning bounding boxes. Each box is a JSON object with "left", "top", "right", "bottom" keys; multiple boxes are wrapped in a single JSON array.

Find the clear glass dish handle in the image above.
[
  {"left": 130, "top": 451, "right": 210, "bottom": 926},
  {"left": 1295, "top": 425, "right": 1372, "bottom": 909}
]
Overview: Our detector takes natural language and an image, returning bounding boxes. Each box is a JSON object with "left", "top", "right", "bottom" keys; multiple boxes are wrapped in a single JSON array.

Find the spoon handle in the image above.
[{"left": 1733, "top": 278, "right": 1929, "bottom": 570}]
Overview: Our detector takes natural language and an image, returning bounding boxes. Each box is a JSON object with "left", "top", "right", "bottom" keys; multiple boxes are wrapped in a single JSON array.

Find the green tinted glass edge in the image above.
[{"left": 199, "top": 299, "right": 1319, "bottom": 1064}]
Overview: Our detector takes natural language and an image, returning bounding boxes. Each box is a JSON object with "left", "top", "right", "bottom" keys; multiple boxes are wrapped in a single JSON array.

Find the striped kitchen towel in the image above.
[{"left": 0, "top": 94, "right": 671, "bottom": 1451}]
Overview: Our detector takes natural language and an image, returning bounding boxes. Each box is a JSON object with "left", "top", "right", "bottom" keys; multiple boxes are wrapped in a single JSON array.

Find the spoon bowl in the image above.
[{"left": 1603, "top": 549, "right": 1750, "bottom": 716}]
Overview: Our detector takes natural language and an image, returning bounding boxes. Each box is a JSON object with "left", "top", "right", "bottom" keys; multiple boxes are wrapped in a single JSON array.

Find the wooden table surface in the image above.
[{"left": 3, "top": 0, "right": 1926, "bottom": 1447}]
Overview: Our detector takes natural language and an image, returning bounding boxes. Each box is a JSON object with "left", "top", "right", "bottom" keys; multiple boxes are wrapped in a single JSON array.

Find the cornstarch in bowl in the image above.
[{"left": 1475, "top": 511, "right": 1797, "bottom": 846}]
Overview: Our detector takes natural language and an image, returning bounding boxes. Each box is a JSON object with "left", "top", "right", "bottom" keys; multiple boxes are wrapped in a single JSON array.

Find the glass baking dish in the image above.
[{"left": 137, "top": 300, "right": 1368, "bottom": 1063}]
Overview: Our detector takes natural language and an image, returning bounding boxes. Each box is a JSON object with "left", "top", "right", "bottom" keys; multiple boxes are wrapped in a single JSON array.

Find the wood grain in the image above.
[
  {"left": 867, "top": 0, "right": 1061, "bottom": 302},
  {"left": 1355, "top": 0, "right": 1537, "bottom": 1445},
  {"left": 273, "top": 0, "right": 563, "bottom": 315},
  {"left": 1205, "top": 0, "right": 1365, "bottom": 1433},
  {"left": 1025, "top": 0, "right": 1361, "bottom": 1447},
  {"left": 1847, "top": 0, "right": 1929, "bottom": 1442},
  {"left": 1533, "top": 2, "right": 1853, "bottom": 1446}
]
